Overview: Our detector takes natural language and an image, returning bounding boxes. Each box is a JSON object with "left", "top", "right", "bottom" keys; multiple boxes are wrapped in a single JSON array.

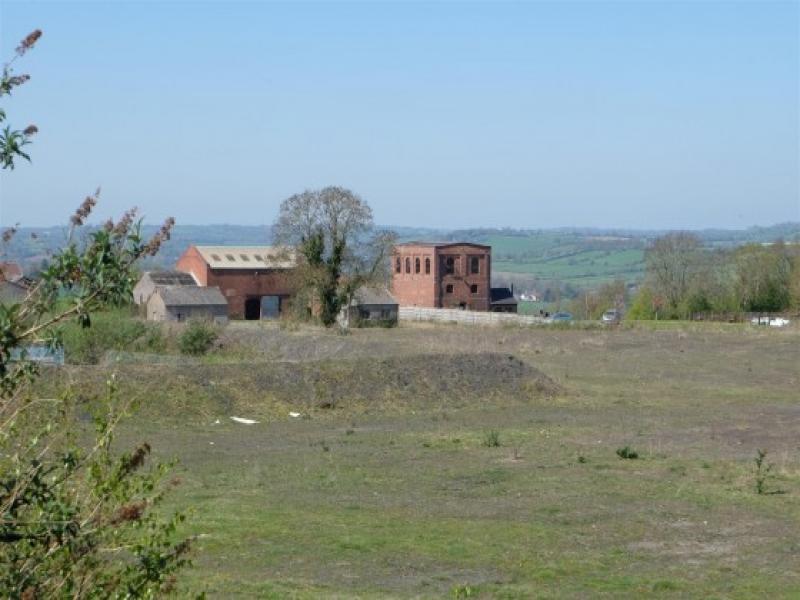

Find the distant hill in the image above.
[{"left": 3, "top": 222, "right": 798, "bottom": 291}]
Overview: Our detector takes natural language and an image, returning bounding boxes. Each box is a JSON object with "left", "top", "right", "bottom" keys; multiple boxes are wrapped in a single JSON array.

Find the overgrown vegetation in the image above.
[
  {"left": 483, "top": 430, "right": 501, "bottom": 447},
  {"left": 178, "top": 319, "right": 218, "bottom": 356},
  {"left": 0, "top": 33, "right": 190, "bottom": 597},
  {"left": 58, "top": 306, "right": 166, "bottom": 363},
  {"left": 754, "top": 449, "right": 774, "bottom": 495},
  {"left": 272, "top": 186, "right": 396, "bottom": 327},
  {"left": 616, "top": 446, "right": 639, "bottom": 460},
  {"left": 628, "top": 233, "right": 800, "bottom": 319}
]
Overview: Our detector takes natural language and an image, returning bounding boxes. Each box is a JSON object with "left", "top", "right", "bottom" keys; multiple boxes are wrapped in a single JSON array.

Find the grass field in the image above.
[
  {"left": 50, "top": 321, "right": 800, "bottom": 598},
  {"left": 477, "top": 233, "right": 646, "bottom": 288}
]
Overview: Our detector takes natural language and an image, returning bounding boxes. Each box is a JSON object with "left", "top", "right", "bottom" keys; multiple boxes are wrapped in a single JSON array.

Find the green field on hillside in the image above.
[
  {"left": 42, "top": 320, "right": 800, "bottom": 598},
  {"left": 479, "top": 234, "right": 646, "bottom": 287},
  {"left": 9, "top": 223, "right": 797, "bottom": 292}
]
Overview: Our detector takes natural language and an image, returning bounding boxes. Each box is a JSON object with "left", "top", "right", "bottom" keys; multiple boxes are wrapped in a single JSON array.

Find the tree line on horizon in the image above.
[{"left": 628, "top": 233, "right": 800, "bottom": 319}]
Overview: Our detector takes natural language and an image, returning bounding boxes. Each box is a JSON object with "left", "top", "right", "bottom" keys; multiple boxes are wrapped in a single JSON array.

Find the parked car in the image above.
[
  {"left": 601, "top": 309, "right": 622, "bottom": 323},
  {"left": 550, "top": 311, "right": 573, "bottom": 322},
  {"left": 750, "top": 316, "right": 790, "bottom": 328}
]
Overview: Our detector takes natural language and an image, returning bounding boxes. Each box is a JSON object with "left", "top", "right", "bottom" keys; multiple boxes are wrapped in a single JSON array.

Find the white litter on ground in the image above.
[
  {"left": 230, "top": 416, "right": 259, "bottom": 425},
  {"left": 212, "top": 419, "right": 220, "bottom": 425},
  {"left": 289, "top": 412, "right": 302, "bottom": 418}
]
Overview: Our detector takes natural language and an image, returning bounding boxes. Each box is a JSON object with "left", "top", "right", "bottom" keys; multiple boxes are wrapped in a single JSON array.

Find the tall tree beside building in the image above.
[{"left": 273, "top": 186, "right": 395, "bottom": 326}]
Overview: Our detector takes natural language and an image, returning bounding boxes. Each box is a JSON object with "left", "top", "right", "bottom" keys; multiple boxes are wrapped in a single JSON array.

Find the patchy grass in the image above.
[{"left": 50, "top": 320, "right": 800, "bottom": 597}]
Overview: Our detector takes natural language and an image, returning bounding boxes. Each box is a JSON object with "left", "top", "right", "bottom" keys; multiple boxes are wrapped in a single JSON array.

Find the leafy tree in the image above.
[
  {"left": 734, "top": 242, "right": 793, "bottom": 312},
  {"left": 0, "top": 31, "right": 190, "bottom": 597},
  {"left": 273, "top": 186, "right": 396, "bottom": 327},
  {"left": 626, "top": 285, "right": 658, "bottom": 320}
]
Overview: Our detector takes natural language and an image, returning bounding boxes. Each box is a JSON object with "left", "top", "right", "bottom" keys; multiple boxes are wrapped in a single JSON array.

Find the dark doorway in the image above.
[{"left": 244, "top": 297, "right": 261, "bottom": 320}]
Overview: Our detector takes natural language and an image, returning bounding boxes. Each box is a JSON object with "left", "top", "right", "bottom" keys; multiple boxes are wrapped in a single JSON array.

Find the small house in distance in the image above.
[
  {"left": 340, "top": 287, "right": 398, "bottom": 327},
  {"left": 146, "top": 286, "right": 228, "bottom": 324},
  {"left": 133, "top": 270, "right": 197, "bottom": 305},
  {"left": 176, "top": 245, "right": 296, "bottom": 320},
  {"left": 489, "top": 287, "right": 518, "bottom": 313}
]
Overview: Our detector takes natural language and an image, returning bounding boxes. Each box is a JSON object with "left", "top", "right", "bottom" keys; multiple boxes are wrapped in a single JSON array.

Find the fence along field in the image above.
[{"left": 399, "top": 305, "right": 548, "bottom": 326}]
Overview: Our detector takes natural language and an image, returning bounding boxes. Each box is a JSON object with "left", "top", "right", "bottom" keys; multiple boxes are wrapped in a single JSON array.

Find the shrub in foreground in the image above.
[{"left": 178, "top": 319, "right": 218, "bottom": 355}]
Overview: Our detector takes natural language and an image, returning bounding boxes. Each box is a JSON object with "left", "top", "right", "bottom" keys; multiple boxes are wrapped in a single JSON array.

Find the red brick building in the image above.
[
  {"left": 176, "top": 245, "right": 296, "bottom": 319},
  {"left": 391, "top": 242, "right": 495, "bottom": 311}
]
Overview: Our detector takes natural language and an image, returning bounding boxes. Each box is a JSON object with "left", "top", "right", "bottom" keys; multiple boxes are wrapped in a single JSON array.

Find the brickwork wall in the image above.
[
  {"left": 206, "top": 269, "right": 294, "bottom": 318},
  {"left": 437, "top": 245, "right": 491, "bottom": 311},
  {"left": 176, "top": 245, "right": 295, "bottom": 319},
  {"left": 391, "top": 243, "right": 491, "bottom": 311},
  {"left": 390, "top": 244, "right": 438, "bottom": 307},
  {"left": 175, "top": 246, "right": 209, "bottom": 286}
]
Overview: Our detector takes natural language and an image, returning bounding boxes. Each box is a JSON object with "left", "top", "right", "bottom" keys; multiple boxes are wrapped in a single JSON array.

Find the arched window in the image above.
[
  {"left": 415, "top": 257, "right": 421, "bottom": 274},
  {"left": 395, "top": 257, "right": 401, "bottom": 273},
  {"left": 405, "top": 257, "right": 411, "bottom": 274},
  {"left": 425, "top": 257, "right": 431, "bottom": 274},
  {"left": 444, "top": 256, "right": 455, "bottom": 275},
  {"left": 470, "top": 256, "right": 480, "bottom": 274}
]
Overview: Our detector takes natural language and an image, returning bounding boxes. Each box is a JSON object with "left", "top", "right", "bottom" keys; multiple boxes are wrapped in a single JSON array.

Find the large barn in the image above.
[{"left": 175, "top": 245, "right": 297, "bottom": 319}]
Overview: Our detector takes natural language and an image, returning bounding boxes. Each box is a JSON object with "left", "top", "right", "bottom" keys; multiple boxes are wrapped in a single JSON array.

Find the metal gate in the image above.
[{"left": 260, "top": 295, "right": 280, "bottom": 319}]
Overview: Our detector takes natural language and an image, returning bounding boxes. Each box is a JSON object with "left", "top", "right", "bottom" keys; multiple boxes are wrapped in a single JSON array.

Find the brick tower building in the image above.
[{"left": 391, "top": 242, "right": 492, "bottom": 311}]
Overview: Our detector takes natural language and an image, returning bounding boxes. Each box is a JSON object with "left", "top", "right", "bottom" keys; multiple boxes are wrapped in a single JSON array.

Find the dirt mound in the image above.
[
  {"left": 212, "top": 352, "right": 560, "bottom": 410},
  {"left": 44, "top": 353, "right": 559, "bottom": 419}
]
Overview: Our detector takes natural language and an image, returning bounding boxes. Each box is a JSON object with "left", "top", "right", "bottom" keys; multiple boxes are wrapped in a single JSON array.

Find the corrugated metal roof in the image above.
[
  {"left": 156, "top": 285, "right": 228, "bottom": 307},
  {"left": 145, "top": 270, "right": 197, "bottom": 286},
  {"left": 351, "top": 286, "right": 397, "bottom": 306},
  {"left": 194, "top": 246, "right": 296, "bottom": 270}
]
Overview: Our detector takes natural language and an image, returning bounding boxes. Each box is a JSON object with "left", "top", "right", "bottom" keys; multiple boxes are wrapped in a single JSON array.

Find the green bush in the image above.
[
  {"left": 178, "top": 319, "right": 218, "bottom": 355},
  {"left": 616, "top": 446, "right": 639, "bottom": 460},
  {"left": 483, "top": 430, "right": 501, "bottom": 447},
  {"left": 58, "top": 306, "right": 166, "bottom": 363}
]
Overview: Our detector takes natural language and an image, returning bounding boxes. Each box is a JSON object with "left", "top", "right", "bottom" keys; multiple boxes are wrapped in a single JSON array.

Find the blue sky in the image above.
[{"left": 0, "top": 0, "right": 798, "bottom": 229}]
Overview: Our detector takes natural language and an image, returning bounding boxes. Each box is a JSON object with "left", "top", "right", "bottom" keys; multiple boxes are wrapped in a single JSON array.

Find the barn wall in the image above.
[
  {"left": 146, "top": 294, "right": 167, "bottom": 321},
  {"left": 205, "top": 270, "right": 295, "bottom": 319},
  {"left": 164, "top": 305, "right": 228, "bottom": 323},
  {"left": 133, "top": 276, "right": 157, "bottom": 305}
]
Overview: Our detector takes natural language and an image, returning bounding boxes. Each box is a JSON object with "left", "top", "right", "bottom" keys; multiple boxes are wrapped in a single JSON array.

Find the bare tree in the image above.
[
  {"left": 644, "top": 232, "right": 701, "bottom": 310},
  {"left": 273, "top": 186, "right": 395, "bottom": 326}
]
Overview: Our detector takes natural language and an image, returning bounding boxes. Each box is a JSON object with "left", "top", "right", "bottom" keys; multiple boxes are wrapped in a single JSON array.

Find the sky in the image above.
[{"left": 0, "top": 0, "right": 798, "bottom": 230}]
